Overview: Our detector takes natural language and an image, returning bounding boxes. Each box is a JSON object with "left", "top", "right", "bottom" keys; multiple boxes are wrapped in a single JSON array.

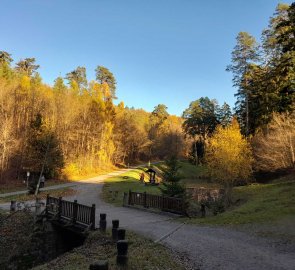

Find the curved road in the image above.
[
  {"left": 66, "top": 170, "right": 295, "bottom": 270},
  {"left": 1, "top": 169, "right": 294, "bottom": 269}
]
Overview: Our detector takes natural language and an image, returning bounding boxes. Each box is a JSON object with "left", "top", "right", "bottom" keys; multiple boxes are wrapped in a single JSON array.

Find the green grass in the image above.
[
  {"left": 103, "top": 161, "right": 295, "bottom": 227},
  {"left": 102, "top": 161, "right": 216, "bottom": 206},
  {"left": 1, "top": 211, "right": 184, "bottom": 270},
  {"left": 33, "top": 230, "right": 185, "bottom": 270},
  {"left": 185, "top": 179, "right": 295, "bottom": 225},
  {"left": 154, "top": 161, "right": 219, "bottom": 188},
  {"left": 102, "top": 167, "right": 162, "bottom": 206}
]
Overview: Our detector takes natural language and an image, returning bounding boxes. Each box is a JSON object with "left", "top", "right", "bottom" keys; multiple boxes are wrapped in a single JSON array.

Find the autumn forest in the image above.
[{"left": 0, "top": 2, "right": 294, "bottom": 187}]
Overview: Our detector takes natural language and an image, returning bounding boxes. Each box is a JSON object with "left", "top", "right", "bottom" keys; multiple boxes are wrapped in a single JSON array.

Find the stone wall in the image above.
[
  {"left": 0, "top": 211, "right": 85, "bottom": 270},
  {"left": 186, "top": 187, "right": 225, "bottom": 202}
]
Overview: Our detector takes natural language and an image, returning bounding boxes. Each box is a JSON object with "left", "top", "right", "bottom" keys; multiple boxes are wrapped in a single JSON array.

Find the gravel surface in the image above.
[
  {"left": 1, "top": 169, "right": 295, "bottom": 270},
  {"left": 0, "top": 183, "right": 77, "bottom": 198}
]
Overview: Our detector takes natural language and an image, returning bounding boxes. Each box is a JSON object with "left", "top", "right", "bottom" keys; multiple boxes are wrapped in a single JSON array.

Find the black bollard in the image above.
[
  {"left": 10, "top": 200, "right": 16, "bottom": 212},
  {"left": 117, "top": 228, "right": 126, "bottom": 240},
  {"left": 99, "top": 213, "right": 107, "bottom": 232},
  {"left": 112, "top": 220, "right": 119, "bottom": 241},
  {"left": 89, "top": 260, "right": 108, "bottom": 270},
  {"left": 112, "top": 219, "right": 119, "bottom": 229},
  {"left": 117, "top": 240, "right": 128, "bottom": 266},
  {"left": 201, "top": 203, "right": 206, "bottom": 218}
]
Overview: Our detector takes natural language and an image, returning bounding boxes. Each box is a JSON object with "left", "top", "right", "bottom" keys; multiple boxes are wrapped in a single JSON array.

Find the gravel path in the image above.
[
  {"left": 0, "top": 183, "right": 77, "bottom": 198},
  {"left": 1, "top": 170, "right": 295, "bottom": 269},
  {"left": 66, "top": 173, "right": 295, "bottom": 270}
]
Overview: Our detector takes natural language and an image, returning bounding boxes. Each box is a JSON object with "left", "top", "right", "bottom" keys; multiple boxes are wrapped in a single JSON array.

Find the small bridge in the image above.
[
  {"left": 45, "top": 195, "right": 96, "bottom": 234},
  {"left": 126, "top": 191, "right": 186, "bottom": 215}
]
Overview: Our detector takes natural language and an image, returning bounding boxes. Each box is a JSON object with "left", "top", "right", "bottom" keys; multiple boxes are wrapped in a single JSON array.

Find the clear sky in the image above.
[{"left": 1, "top": 0, "right": 293, "bottom": 115}]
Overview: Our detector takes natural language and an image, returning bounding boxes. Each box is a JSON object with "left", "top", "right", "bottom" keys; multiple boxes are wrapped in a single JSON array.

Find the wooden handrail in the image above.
[
  {"left": 45, "top": 195, "right": 96, "bottom": 228},
  {"left": 127, "top": 191, "right": 185, "bottom": 215}
]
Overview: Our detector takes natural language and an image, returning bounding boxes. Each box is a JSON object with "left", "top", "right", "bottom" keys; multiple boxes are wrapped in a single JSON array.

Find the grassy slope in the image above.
[
  {"left": 102, "top": 161, "right": 221, "bottom": 206},
  {"left": 155, "top": 162, "right": 295, "bottom": 226},
  {"left": 33, "top": 230, "right": 185, "bottom": 270},
  {"left": 103, "top": 161, "right": 295, "bottom": 228},
  {"left": 155, "top": 161, "right": 220, "bottom": 188},
  {"left": 102, "top": 167, "right": 162, "bottom": 206},
  {"left": 187, "top": 177, "right": 295, "bottom": 225},
  {"left": 0, "top": 212, "right": 185, "bottom": 270}
]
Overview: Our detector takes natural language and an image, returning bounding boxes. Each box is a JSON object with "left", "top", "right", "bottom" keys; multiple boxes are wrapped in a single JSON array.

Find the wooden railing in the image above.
[
  {"left": 127, "top": 191, "right": 185, "bottom": 215},
  {"left": 46, "top": 195, "right": 96, "bottom": 230}
]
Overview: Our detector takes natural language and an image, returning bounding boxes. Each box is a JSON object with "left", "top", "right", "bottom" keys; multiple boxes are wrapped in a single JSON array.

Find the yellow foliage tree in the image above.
[
  {"left": 20, "top": 75, "right": 31, "bottom": 92},
  {"left": 206, "top": 119, "right": 253, "bottom": 203}
]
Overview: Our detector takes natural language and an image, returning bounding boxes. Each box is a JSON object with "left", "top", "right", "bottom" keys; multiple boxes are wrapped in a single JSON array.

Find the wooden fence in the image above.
[
  {"left": 127, "top": 191, "right": 185, "bottom": 215},
  {"left": 46, "top": 195, "right": 96, "bottom": 230}
]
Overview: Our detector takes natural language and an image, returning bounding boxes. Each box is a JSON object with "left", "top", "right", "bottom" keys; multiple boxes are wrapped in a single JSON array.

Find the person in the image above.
[
  {"left": 40, "top": 175, "right": 45, "bottom": 188},
  {"left": 140, "top": 172, "right": 145, "bottom": 182}
]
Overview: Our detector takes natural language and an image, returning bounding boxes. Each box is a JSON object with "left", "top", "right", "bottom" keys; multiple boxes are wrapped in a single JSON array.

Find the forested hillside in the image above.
[
  {"left": 182, "top": 3, "right": 295, "bottom": 180},
  {"left": 0, "top": 57, "right": 188, "bottom": 182},
  {"left": 0, "top": 3, "right": 294, "bottom": 185}
]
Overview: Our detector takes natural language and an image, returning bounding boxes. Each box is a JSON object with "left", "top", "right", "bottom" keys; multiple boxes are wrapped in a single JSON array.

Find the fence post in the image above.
[
  {"left": 161, "top": 194, "right": 165, "bottom": 210},
  {"left": 123, "top": 192, "right": 127, "bottom": 206},
  {"left": 58, "top": 197, "right": 62, "bottom": 220},
  {"left": 73, "top": 200, "right": 78, "bottom": 224},
  {"left": 91, "top": 204, "right": 96, "bottom": 230},
  {"left": 35, "top": 197, "right": 42, "bottom": 216},
  {"left": 117, "top": 240, "right": 128, "bottom": 266},
  {"left": 128, "top": 190, "right": 132, "bottom": 205},
  {"left": 45, "top": 194, "right": 49, "bottom": 215},
  {"left": 182, "top": 199, "right": 186, "bottom": 215},
  {"left": 10, "top": 201, "right": 16, "bottom": 212},
  {"left": 144, "top": 192, "right": 147, "bottom": 208},
  {"left": 99, "top": 213, "right": 107, "bottom": 232},
  {"left": 112, "top": 220, "right": 119, "bottom": 241},
  {"left": 117, "top": 228, "right": 126, "bottom": 240}
]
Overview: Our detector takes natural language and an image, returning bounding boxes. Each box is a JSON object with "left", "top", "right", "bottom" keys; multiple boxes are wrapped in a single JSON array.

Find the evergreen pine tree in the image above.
[{"left": 160, "top": 156, "right": 186, "bottom": 198}]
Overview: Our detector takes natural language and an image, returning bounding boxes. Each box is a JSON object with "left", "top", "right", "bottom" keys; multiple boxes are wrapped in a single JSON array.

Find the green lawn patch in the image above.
[
  {"left": 33, "top": 230, "right": 186, "bottom": 270},
  {"left": 102, "top": 168, "right": 162, "bottom": 206},
  {"left": 0, "top": 211, "right": 185, "bottom": 270},
  {"left": 154, "top": 161, "right": 219, "bottom": 188},
  {"left": 185, "top": 179, "right": 295, "bottom": 225},
  {"left": 102, "top": 161, "right": 218, "bottom": 206}
]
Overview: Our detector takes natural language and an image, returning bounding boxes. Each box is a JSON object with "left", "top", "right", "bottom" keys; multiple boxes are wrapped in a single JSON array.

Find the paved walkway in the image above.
[
  {"left": 0, "top": 183, "right": 77, "bottom": 198},
  {"left": 1, "top": 170, "right": 295, "bottom": 270}
]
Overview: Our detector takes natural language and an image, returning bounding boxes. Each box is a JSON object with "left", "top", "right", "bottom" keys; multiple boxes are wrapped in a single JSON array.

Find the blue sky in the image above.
[{"left": 1, "top": 0, "right": 292, "bottom": 115}]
